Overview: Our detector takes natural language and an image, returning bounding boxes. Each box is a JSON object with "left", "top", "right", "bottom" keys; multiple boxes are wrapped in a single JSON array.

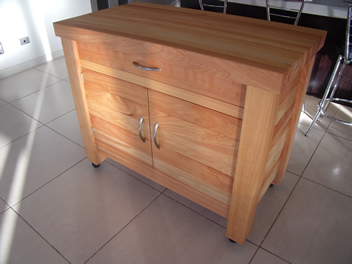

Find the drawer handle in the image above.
[
  {"left": 133, "top": 62, "right": 161, "bottom": 72},
  {"left": 139, "top": 116, "right": 145, "bottom": 143},
  {"left": 153, "top": 122, "right": 160, "bottom": 149}
]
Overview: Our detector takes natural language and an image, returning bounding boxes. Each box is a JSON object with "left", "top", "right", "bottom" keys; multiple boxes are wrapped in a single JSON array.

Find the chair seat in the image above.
[{"left": 335, "top": 39, "right": 352, "bottom": 59}]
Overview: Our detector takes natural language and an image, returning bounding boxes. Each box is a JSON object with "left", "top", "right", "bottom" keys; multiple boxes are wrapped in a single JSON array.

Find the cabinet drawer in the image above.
[
  {"left": 77, "top": 40, "right": 246, "bottom": 107},
  {"left": 82, "top": 69, "right": 153, "bottom": 166}
]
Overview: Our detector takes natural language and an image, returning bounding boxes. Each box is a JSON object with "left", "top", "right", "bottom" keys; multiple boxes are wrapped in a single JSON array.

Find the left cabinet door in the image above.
[{"left": 82, "top": 68, "right": 153, "bottom": 167}]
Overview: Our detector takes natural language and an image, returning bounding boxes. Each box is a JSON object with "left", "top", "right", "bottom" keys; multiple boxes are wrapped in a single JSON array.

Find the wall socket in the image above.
[{"left": 20, "top": 36, "right": 30, "bottom": 45}]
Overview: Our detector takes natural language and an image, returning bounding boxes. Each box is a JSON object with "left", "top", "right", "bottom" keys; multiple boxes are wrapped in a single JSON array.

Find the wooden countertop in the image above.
[{"left": 54, "top": 3, "right": 326, "bottom": 93}]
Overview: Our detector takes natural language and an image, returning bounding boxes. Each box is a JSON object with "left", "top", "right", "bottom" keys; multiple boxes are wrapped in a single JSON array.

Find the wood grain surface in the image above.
[
  {"left": 54, "top": 2, "right": 326, "bottom": 93},
  {"left": 80, "top": 59, "right": 244, "bottom": 119},
  {"left": 61, "top": 39, "right": 106, "bottom": 165}
]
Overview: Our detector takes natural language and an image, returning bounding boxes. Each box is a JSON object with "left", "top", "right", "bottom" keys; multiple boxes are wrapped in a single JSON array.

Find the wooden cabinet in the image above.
[{"left": 54, "top": 3, "right": 326, "bottom": 244}]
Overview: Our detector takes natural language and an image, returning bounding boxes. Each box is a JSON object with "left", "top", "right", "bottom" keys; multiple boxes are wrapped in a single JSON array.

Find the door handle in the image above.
[{"left": 153, "top": 122, "right": 160, "bottom": 149}]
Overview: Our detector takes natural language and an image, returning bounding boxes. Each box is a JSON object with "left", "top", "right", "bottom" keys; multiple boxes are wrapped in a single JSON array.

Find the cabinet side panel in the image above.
[
  {"left": 273, "top": 56, "right": 316, "bottom": 185},
  {"left": 61, "top": 38, "right": 106, "bottom": 165}
]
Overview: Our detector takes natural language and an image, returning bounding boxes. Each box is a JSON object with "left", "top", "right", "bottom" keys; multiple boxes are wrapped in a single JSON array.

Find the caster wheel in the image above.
[
  {"left": 270, "top": 184, "right": 274, "bottom": 188},
  {"left": 229, "top": 238, "right": 236, "bottom": 243},
  {"left": 92, "top": 163, "right": 100, "bottom": 168}
]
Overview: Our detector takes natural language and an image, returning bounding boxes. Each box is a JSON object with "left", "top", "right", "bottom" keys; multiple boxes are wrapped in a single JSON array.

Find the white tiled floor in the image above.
[{"left": 0, "top": 58, "right": 351, "bottom": 264}]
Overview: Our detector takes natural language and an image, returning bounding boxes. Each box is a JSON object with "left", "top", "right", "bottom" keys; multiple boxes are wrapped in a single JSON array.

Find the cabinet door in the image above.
[
  {"left": 82, "top": 69, "right": 153, "bottom": 167},
  {"left": 149, "top": 90, "right": 242, "bottom": 205}
]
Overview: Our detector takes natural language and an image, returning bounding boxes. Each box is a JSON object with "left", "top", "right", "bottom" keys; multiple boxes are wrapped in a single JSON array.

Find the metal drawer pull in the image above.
[
  {"left": 139, "top": 116, "right": 145, "bottom": 143},
  {"left": 132, "top": 62, "right": 161, "bottom": 72},
  {"left": 153, "top": 122, "right": 160, "bottom": 149}
]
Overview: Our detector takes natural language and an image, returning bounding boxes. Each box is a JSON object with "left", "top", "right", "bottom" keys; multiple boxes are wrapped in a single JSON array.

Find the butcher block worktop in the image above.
[
  {"left": 54, "top": 3, "right": 326, "bottom": 244},
  {"left": 54, "top": 3, "right": 326, "bottom": 93}
]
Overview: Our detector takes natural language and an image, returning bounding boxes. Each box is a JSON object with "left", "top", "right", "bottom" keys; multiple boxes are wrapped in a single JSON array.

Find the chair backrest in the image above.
[
  {"left": 345, "top": 5, "right": 352, "bottom": 62},
  {"left": 266, "top": 0, "right": 306, "bottom": 26},
  {"left": 198, "top": 0, "right": 228, "bottom": 14}
]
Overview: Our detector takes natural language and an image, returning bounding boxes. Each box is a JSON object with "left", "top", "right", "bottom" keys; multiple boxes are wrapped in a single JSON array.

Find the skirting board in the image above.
[{"left": 0, "top": 49, "right": 64, "bottom": 79}]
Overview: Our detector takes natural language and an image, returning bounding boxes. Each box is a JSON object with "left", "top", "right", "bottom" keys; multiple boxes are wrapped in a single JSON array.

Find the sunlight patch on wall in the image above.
[{"left": 29, "top": 0, "right": 52, "bottom": 61}]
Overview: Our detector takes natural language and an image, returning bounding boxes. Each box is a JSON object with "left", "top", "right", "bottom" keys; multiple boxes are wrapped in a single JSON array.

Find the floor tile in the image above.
[
  {"left": 326, "top": 104, "right": 352, "bottom": 140},
  {"left": 107, "top": 158, "right": 167, "bottom": 192},
  {"left": 286, "top": 124, "right": 325, "bottom": 176},
  {"left": 13, "top": 160, "right": 160, "bottom": 264},
  {"left": 34, "top": 57, "right": 69, "bottom": 79},
  {"left": 262, "top": 178, "right": 352, "bottom": 264},
  {"left": 0, "top": 99, "right": 7, "bottom": 108},
  {"left": 164, "top": 172, "right": 299, "bottom": 246},
  {"left": 46, "top": 110, "right": 84, "bottom": 147},
  {"left": 0, "top": 126, "right": 86, "bottom": 206},
  {"left": 251, "top": 249, "right": 289, "bottom": 264},
  {"left": 303, "top": 133, "right": 352, "bottom": 196},
  {"left": 164, "top": 188, "right": 228, "bottom": 227},
  {"left": 300, "top": 95, "right": 338, "bottom": 132},
  {"left": 0, "top": 104, "right": 41, "bottom": 148},
  {"left": 87, "top": 194, "right": 258, "bottom": 264},
  {"left": 0, "top": 69, "right": 61, "bottom": 102},
  {"left": 0, "top": 208, "right": 68, "bottom": 264},
  {"left": 11, "top": 80, "right": 75, "bottom": 124},
  {"left": 0, "top": 199, "right": 9, "bottom": 214},
  {"left": 247, "top": 172, "right": 299, "bottom": 245}
]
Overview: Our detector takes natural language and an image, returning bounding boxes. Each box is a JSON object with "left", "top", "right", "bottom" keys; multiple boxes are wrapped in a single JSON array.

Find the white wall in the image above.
[{"left": 0, "top": 0, "right": 92, "bottom": 78}]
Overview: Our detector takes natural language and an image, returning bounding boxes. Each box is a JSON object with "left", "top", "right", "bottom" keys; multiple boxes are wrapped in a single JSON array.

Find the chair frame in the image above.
[
  {"left": 198, "top": 0, "right": 228, "bottom": 14},
  {"left": 266, "top": 0, "right": 307, "bottom": 26},
  {"left": 305, "top": 5, "right": 352, "bottom": 136}
]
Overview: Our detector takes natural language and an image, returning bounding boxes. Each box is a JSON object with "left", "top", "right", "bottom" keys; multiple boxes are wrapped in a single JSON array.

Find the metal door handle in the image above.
[
  {"left": 132, "top": 62, "right": 161, "bottom": 72},
  {"left": 139, "top": 116, "right": 145, "bottom": 143},
  {"left": 153, "top": 122, "right": 160, "bottom": 149}
]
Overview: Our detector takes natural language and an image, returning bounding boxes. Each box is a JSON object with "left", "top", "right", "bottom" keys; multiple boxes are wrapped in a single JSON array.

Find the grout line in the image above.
[
  {"left": 300, "top": 177, "right": 352, "bottom": 198},
  {"left": 248, "top": 246, "right": 261, "bottom": 263},
  {"left": 258, "top": 173, "right": 301, "bottom": 248},
  {"left": 7, "top": 78, "right": 64, "bottom": 105},
  {"left": 106, "top": 159, "right": 166, "bottom": 193},
  {"left": 8, "top": 102, "right": 46, "bottom": 125},
  {"left": 254, "top": 247, "right": 292, "bottom": 264},
  {"left": 161, "top": 191, "right": 226, "bottom": 229},
  {"left": 0, "top": 197, "right": 11, "bottom": 215},
  {"left": 0, "top": 106, "right": 78, "bottom": 150},
  {"left": 84, "top": 192, "right": 163, "bottom": 264},
  {"left": 0, "top": 125, "right": 44, "bottom": 149},
  {"left": 7, "top": 157, "right": 86, "bottom": 209},
  {"left": 299, "top": 127, "right": 327, "bottom": 178},
  {"left": 32, "top": 67, "right": 69, "bottom": 81},
  {"left": 10, "top": 207, "right": 71, "bottom": 264},
  {"left": 44, "top": 124, "right": 85, "bottom": 150}
]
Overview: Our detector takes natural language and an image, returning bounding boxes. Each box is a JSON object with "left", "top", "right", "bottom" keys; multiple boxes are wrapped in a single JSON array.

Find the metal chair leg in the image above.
[
  {"left": 199, "top": 0, "right": 204, "bottom": 11},
  {"left": 323, "top": 58, "right": 347, "bottom": 112},
  {"left": 305, "top": 55, "right": 344, "bottom": 136}
]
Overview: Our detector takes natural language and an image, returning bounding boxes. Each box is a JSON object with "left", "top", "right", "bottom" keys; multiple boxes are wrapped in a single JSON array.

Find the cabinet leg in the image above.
[
  {"left": 92, "top": 163, "right": 100, "bottom": 168},
  {"left": 270, "top": 183, "right": 274, "bottom": 188}
]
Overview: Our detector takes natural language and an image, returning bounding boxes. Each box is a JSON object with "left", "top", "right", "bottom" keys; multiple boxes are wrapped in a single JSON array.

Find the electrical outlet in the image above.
[
  {"left": 0, "top": 42, "right": 4, "bottom": 54},
  {"left": 20, "top": 36, "right": 30, "bottom": 45}
]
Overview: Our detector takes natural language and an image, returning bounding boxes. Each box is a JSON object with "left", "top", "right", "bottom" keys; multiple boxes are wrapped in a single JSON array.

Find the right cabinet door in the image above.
[{"left": 149, "top": 90, "right": 242, "bottom": 205}]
